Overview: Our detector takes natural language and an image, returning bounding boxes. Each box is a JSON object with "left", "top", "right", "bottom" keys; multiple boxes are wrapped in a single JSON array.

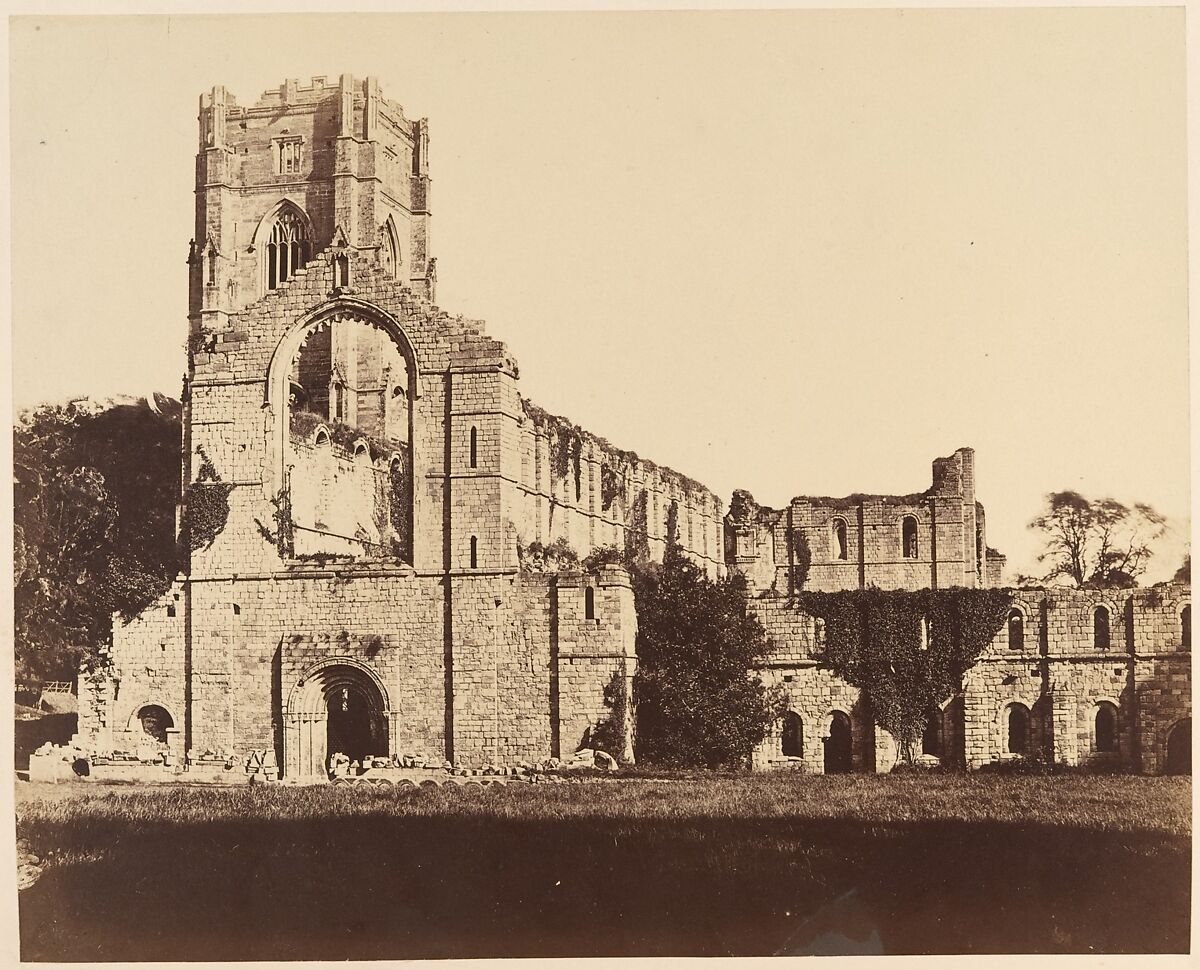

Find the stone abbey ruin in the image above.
[{"left": 72, "top": 75, "right": 1191, "bottom": 780}]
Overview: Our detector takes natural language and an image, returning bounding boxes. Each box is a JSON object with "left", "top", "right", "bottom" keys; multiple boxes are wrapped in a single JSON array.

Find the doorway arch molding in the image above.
[
  {"left": 286, "top": 655, "right": 393, "bottom": 717},
  {"left": 283, "top": 656, "right": 395, "bottom": 779}
]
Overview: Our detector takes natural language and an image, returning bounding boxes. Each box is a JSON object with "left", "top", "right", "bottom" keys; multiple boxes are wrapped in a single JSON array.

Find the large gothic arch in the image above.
[{"left": 264, "top": 297, "right": 422, "bottom": 526}]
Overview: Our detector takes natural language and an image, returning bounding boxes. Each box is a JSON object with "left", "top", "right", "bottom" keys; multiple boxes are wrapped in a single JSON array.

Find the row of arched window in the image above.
[
  {"left": 829, "top": 515, "right": 919, "bottom": 561},
  {"left": 779, "top": 711, "right": 853, "bottom": 773},
  {"left": 1004, "top": 701, "right": 1118, "bottom": 756},
  {"left": 1005, "top": 604, "right": 1191, "bottom": 651}
]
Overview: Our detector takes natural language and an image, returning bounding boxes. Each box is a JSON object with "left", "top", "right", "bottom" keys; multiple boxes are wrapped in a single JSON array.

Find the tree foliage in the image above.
[
  {"left": 619, "top": 543, "right": 783, "bottom": 768},
  {"left": 1174, "top": 555, "right": 1190, "bottom": 584},
  {"left": 1029, "top": 490, "right": 1166, "bottom": 588},
  {"left": 14, "top": 398, "right": 181, "bottom": 683},
  {"left": 799, "top": 587, "right": 1012, "bottom": 763}
]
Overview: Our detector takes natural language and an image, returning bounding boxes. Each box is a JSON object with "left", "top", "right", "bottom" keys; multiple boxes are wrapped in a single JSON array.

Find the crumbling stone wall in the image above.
[
  {"left": 88, "top": 76, "right": 676, "bottom": 778},
  {"left": 727, "top": 447, "right": 1004, "bottom": 595},
  {"left": 515, "top": 404, "right": 724, "bottom": 578}
]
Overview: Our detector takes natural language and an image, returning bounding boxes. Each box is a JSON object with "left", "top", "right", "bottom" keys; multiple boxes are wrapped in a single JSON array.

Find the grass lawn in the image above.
[{"left": 15, "top": 773, "right": 1191, "bottom": 959}]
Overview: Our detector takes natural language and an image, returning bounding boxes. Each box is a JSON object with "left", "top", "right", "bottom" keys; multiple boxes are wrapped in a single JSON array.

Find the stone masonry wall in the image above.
[
  {"left": 750, "top": 583, "right": 1190, "bottom": 774},
  {"left": 727, "top": 447, "right": 1002, "bottom": 595},
  {"left": 516, "top": 403, "right": 724, "bottom": 578}
]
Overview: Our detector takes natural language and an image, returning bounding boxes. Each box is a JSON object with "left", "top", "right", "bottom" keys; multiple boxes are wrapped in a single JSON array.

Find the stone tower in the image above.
[
  {"left": 84, "top": 75, "right": 639, "bottom": 779},
  {"left": 189, "top": 74, "right": 434, "bottom": 339}
]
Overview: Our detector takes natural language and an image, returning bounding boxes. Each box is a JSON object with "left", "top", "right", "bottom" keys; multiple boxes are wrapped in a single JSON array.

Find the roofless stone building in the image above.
[{"left": 74, "top": 75, "right": 1189, "bottom": 779}]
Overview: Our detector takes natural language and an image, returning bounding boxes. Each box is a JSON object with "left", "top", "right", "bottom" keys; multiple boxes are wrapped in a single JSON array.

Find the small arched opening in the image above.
[
  {"left": 135, "top": 704, "right": 173, "bottom": 744},
  {"left": 824, "top": 711, "right": 853, "bottom": 774},
  {"left": 1165, "top": 718, "right": 1191, "bottom": 775},
  {"left": 831, "top": 518, "right": 848, "bottom": 561},
  {"left": 1005, "top": 703, "right": 1030, "bottom": 756},
  {"left": 1181, "top": 605, "right": 1191, "bottom": 648},
  {"left": 901, "top": 516, "right": 919, "bottom": 559},
  {"left": 782, "top": 711, "right": 803, "bottom": 758},
  {"left": 1095, "top": 702, "right": 1118, "bottom": 754},
  {"left": 1094, "top": 606, "right": 1111, "bottom": 651},
  {"left": 1008, "top": 609, "right": 1024, "bottom": 651}
]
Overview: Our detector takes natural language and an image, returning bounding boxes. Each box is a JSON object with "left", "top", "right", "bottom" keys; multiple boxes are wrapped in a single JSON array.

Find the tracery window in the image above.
[{"left": 265, "top": 208, "right": 311, "bottom": 291}]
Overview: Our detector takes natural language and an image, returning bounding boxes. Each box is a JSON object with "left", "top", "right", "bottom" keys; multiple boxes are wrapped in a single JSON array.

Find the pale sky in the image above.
[{"left": 8, "top": 8, "right": 1191, "bottom": 582}]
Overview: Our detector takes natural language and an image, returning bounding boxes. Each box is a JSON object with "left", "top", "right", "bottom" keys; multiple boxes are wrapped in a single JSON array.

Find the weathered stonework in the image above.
[
  {"left": 77, "top": 74, "right": 1189, "bottom": 779},
  {"left": 80, "top": 77, "right": 669, "bottom": 779},
  {"left": 750, "top": 580, "right": 1191, "bottom": 775}
]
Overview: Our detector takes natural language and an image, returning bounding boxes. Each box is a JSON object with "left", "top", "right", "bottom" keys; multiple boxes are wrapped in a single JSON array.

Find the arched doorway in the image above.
[
  {"left": 824, "top": 711, "right": 853, "bottom": 774},
  {"left": 285, "top": 661, "right": 391, "bottom": 779},
  {"left": 1165, "top": 718, "right": 1191, "bottom": 776}
]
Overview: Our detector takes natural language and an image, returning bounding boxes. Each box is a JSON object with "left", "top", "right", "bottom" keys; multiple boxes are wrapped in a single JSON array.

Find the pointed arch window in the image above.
[
  {"left": 265, "top": 207, "right": 311, "bottom": 291},
  {"left": 379, "top": 222, "right": 400, "bottom": 279}
]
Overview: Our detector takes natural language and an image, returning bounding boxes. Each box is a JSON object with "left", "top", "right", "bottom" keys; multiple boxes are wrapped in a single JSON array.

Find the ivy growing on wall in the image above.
[
  {"left": 600, "top": 463, "right": 625, "bottom": 511},
  {"left": 260, "top": 484, "right": 295, "bottom": 558},
  {"left": 797, "top": 587, "right": 1012, "bottom": 763},
  {"left": 180, "top": 448, "right": 234, "bottom": 554},
  {"left": 665, "top": 499, "right": 680, "bottom": 549},
  {"left": 388, "top": 460, "right": 411, "bottom": 560},
  {"left": 624, "top": 489, "right": 651, "bottom": 564}
]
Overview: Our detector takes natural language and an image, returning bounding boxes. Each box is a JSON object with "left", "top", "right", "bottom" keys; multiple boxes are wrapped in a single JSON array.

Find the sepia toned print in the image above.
[{"left": 11, "top": 10, "right": 1190, "bottom": 961}]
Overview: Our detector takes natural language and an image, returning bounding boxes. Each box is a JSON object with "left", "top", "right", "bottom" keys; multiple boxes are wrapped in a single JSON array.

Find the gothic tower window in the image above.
[
  {"left": 902, "top": 516, "right": 919, "bottom": 559},
  {"left": 264, "top": 206, "right": 311, "bottom": 291},
  {"left": 274, "top": 136, "right": 304, "bottom": 175}
]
